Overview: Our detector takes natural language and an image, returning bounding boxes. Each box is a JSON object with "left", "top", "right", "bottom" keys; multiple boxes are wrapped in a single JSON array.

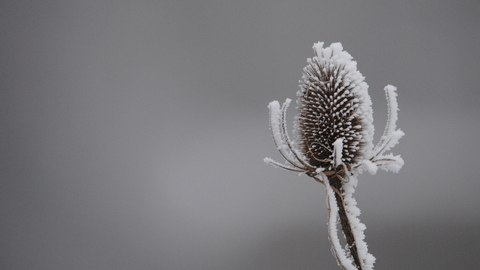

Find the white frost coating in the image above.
[
  {"left": 342, "top": 175, "right": 376, "bottom": 270},
  {"left": 268, "top": 101, "right": 290, "bottom": 158},
  {"left": 373, "top": 85, "right": 400, "bottom": 157},
  {"left": 374, "top": 153, "right": 404, "bottom": 173},
  {"left": 266, "top": 99, "right": 315, "bottom": 173},
  {"left": 384, "top": 85, "right": 399, "bottom": 132},
  {"left": 326, "top": 184, "right": 357, "bottom": 270},
  {"left": 280, "top": 98, "right": 310, "bottom": 168},
  {"left": 362, "top": 159, "right": 378, "bottom": 175},
  {"left": 333, "top": 138, "right": 344, "bottom": 167},
  {"left": 263, "top": 157, "right": 303, "bottom": 172},
  {"left": 268, "top": 100, "right": 303, "bottom": 168},
  {"left": 312, "top": 42, "right": 325, "bottom": 55},
  {"left": 268, "top": 100, "right": 284, "bottom": 151},
  {"left": 377, "top": 129, "right": 404, "bottom": 157},
  {"left": 366, "top": 84, "right": 405, "bottom": 175}
]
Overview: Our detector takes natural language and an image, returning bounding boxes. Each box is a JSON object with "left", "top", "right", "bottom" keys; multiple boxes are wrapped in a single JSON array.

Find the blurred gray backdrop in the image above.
[{"left": 1, "top": 1, "right": 479, "bottom": 269}]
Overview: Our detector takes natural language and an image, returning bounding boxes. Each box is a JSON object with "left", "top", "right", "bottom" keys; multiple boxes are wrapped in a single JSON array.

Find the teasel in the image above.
[{"left": 264, "top": 42, "right": 404, "bottom": 270}]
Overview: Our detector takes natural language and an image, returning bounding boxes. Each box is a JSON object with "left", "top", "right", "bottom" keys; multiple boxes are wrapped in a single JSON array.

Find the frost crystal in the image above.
[{"left": 265, "top": 42, "right": 404, "bottom": 270}]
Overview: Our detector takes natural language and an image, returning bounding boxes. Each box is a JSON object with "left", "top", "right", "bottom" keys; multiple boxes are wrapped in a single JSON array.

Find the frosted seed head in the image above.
[{"left": 295, "top": 43, "right": 374, "bottom": 168}]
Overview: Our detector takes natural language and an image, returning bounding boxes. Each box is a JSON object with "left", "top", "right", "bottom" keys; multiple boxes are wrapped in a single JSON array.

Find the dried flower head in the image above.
[
  {"left": 264, "top": 42, "right": 404, "bottom": 270},
  {"left": 295, "top": 42, "right": 373, "bottom": 169}
]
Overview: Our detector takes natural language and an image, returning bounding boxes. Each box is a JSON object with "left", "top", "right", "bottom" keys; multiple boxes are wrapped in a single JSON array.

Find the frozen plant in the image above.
[{"left": 264, "top": 42, "right": 404, "bottom": 270}]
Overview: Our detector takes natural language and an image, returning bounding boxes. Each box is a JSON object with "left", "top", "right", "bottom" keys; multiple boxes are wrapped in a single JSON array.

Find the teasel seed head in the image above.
[
  {"left": 264, "top": 41, "right": 403, "bottom": 177},
  {"left": 294, "top": 42, "right": 374, "bottom": 169}
]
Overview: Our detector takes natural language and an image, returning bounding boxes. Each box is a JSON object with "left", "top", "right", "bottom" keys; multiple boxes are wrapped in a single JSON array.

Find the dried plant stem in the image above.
[{"left": 328, "top": 171, "right": 362, "bottom": 270}]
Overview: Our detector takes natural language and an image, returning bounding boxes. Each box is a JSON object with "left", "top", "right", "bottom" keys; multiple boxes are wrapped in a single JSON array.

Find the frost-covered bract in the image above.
[{"left": 264, "top": 42, "right": 404, "bottom": 270}]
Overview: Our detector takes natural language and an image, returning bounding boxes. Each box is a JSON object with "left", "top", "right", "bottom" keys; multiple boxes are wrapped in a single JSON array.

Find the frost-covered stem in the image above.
[{"left": 328, "top": 170, "right": 362, "bottom": 270}]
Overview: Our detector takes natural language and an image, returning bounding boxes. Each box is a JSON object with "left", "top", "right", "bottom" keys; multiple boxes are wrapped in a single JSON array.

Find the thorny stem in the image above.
[{"left": 328, "top": 169, "right": 362, "bottom": 270}]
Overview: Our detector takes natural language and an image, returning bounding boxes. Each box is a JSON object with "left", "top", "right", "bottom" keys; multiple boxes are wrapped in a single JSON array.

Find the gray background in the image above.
[{"left": 1, "top": 1, "right": 479, "bottom": 269}]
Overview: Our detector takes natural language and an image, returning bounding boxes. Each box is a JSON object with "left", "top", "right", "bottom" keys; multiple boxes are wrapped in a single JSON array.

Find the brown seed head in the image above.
[{"left": 294, "top": 43, "right": 373, "bottom": 169}]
